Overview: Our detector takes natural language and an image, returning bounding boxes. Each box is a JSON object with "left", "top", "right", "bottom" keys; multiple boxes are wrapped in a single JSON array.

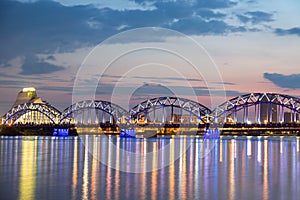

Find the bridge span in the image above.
[{"left": 2, "top": 93, "right": 300, "bottom": 134}]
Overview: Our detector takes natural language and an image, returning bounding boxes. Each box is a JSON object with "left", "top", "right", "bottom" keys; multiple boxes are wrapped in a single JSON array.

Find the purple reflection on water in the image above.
[{"left": 0, "top": 136, "right": 299, "bottom": 200}]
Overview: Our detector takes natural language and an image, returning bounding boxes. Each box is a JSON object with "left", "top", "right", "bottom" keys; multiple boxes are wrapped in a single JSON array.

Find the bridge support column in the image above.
[
  {"left": 82, "top": 111, "right": 85, "bottom": 124},
  {"left": 246, "top": 106, "right": 249, "bottom": 123},
  {"left": 293, "top": 109, "right": 297, "bottom": 123},
  {"left": 73, "top": 113, "right": 77, "bottom": 124},
  {"left": 254, "top": 104, "right": 257, "bottom": 123},
  {"left": 102, "top": 111, "right": 105, "bottom": 123},
  {"left": 87, "top": 109, "right": 91, "bottom": 124},
  {"left": 171, "top": 105, "right": 174, "bottom": 122},
  {"left": 234, "top": 107, "right": 237, "bottom": 123},
  {"left": 180, "top": 108, "right": 183, "bottom": 123},
  {"left": 223, "top": 111, "right": 227, "bottom": 123},
  {"left": 189, "top": 111, "right": 193, "bottom": 124},
  {"left": 95, "top": 111, "right": 99, "bottom": 124},
  {"left": 243, "top": 106, "right": 248, "bottom": 123},
  {"left": 162, "top": 105, "right": 165, "bottom": 123},
  {"left": 269, "top": 103, "right": 273, "bottom": 123},
  {"left": 257, "top": 102, "right": 261, "bottom": 124},
  {"left": 153, "top": 108, "right": 156, "bottom": 123},
  {"left": 281, "top": 105, "right": 284, "bottom": 123},
  {"left": 144, "top": 110, "right": 148, "bottom": 123},
  {"left": 214, "top": 116, "right": 218, "bottom": 123},
  {"left": 29, "top": 111, "right": 32, "bottom": 123},
  {"left": 109, "top": 115, "right": 113, "bottom": 124}
]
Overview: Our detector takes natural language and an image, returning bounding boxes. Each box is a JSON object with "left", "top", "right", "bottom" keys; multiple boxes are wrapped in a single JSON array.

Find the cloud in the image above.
[
  {"left": 0, "top": 0, "right": 278, "bottom": 78},
  {"left": 237, "top": 11, "right": 273, "bottom": 24},
  {"left": 71, "top": 82, "right": 242, "bottom": 99},
  {"left": 264, "top": 73, "right": 300, "bottom": 89},
  {"left": 213, "top": 81, "right": 235, "bottom": 85},
  {"left": 0, "top": 0, "right": 244, "bottom": 62},
  {"left": 275, "top": 27, "right": 300, "bottom": 36},
  {"left": 133, "top": 0, "right": 237, "bottom": 9},
  {"left": 19, "top": 56, "right": 64, "bottom": 75},
  {"left": 168, "top": 18, "right": 233, "bottom": 35}
]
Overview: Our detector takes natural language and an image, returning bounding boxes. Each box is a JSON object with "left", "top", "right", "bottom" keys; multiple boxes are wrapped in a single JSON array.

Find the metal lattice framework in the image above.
[
  {"left": 3, "top": 103, "right": 61, "bottom": 124},
  {"left": 61, "top": 100, "right": 130, "bottom": 123},
  {"left": 213, "top": 93, "right": 300, "bottom": 122},
  {"left": 130, "top": 96, "right": 212, "bottom": 121}
]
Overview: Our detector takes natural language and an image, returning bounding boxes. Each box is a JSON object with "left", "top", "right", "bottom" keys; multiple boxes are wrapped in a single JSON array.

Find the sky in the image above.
[{"left": 0, "top": 0, "right": 300, "bottom": 114}]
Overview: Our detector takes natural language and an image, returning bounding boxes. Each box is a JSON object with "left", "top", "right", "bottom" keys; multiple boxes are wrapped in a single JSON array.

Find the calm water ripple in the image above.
[{"left": 0, "top": 135, "right": 299, "bottom": 200}]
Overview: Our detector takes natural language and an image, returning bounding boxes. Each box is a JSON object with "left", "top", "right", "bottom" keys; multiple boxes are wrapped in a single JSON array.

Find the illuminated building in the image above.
[
  {"left": 12, "top": 87, "right": 44, "bottom": 107},
  {"left": 11, "top": 87, "right": 52, "bottom": 124}
]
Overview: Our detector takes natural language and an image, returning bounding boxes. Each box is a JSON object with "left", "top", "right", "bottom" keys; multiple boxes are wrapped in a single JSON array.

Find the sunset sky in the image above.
[{"left": 1, "top": 0, "right": 300, "bottom": 114}]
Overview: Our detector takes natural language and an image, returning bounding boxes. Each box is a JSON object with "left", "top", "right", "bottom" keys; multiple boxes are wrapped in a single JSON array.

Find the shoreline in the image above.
[
  {"left": 0, "top": 126, "right": 299, "bottom": 137},
  {"left": 0, "top": 125, "right": 78, "bottom": 136}
]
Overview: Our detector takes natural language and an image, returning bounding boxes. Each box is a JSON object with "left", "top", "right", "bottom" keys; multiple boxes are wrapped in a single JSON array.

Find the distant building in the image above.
[
  {"left": 12, "top": 87, "right": 45, "bottom": 108},
  {"left": 10, "top": 87, "right": 51, "bottom": 124},
  {"left": 180, "top": 114, "right": 199, "bottom": 124},
  {"left": 260, "top": 99, "right": 277, "bottom": 123}
]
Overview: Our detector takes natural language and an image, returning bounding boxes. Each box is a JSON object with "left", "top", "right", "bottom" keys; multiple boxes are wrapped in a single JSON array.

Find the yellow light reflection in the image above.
[
  {"left": 169, "top": 138, "right": 175, "bottom": 200},
  {"left": 82, "top": 138, "right": 89, "bottom": 200},
  {"left": 181, "top": 137, "right": 187, "bottom": 200},
  {"left": 91, "top": 137, "right": 98, "bottom": 200},
  {"left": 106, "top": 137, "right": 112, "bottom": 200},
  {"left": 247, "top": 139, "right": 251, "bottom": 156},
  {"left": 280, "top": 138, "right": 283, "bottom": 154},
  {"left": 151, "top": 141, "right": 157, "bottom": 200},
  {"left": 72, "top": 138, "right": 78, "bottom": 200},
  {"left": 19, "top": 140, "right": 37, "bottom": 200},
  {"left": 220, "top": 140, "right": 223, "bottom": 162},
  {"left": 228, "top": 139, "right": 235, "bottom": 200},
  {"left": 194, "top": 140, "right": 199, "bottom": 199},
  {"left": 257, "top": 140, "right": 261, "bottom": 163},
  {"left": 263, "top": 140, "right": 269, "bottom": 200},
  {"left": 115, "top": 137, "right": 120, "bottom": 200},
  {"left": 140, "top": 140, "right": 146, "bottom": 200}
]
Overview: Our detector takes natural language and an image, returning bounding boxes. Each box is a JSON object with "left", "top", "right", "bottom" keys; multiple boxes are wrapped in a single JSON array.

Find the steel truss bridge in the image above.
[{"left": 2, "top": 93, "right": 300, "bottom": 133}]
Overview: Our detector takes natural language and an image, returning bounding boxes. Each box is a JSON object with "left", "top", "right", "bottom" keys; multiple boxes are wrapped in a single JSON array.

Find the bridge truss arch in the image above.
[
  {"left": 2, "top": 103, "right": 61, "bottom": 125},
  {"left": 213, "top": 93, "right": 300, "bottom": 124},
  {"left": 61, "top": 100, "right": 130, "bottom": 124},
  {"left": 130, "top": 96, "right": 212, "bottom": 124}
]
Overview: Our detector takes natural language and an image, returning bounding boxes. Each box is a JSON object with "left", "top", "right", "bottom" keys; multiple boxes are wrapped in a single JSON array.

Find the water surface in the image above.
[{"left": 0, "top": 135, "right": 299, "bottom": 200}]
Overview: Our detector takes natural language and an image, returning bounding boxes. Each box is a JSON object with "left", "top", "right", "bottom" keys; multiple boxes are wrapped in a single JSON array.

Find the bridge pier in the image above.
[
  {"left": 109, "top": 115, "right": 113, "bottom": 124},
  {"left": 80, "top": 111, "right": 84, "bottom": 124},
  {"left": 257, "top": 102, "right": 261, "bottom": 124},
  {"left": 223, "top": 110, "right": 227, "bottom": 123},
  {"left": 180, "top": 108, "right": 183, "bottom": 123},
  {"left": 102, "top": 111, "right": 105, "bottom": 123},
  {"left": 153, "top": 108, "right": 156, "bottom": 123},
  {"left": 233, "top": 107, "right": 237, "bottom": 123},
  {"left": 243, "top": 106, "right": 249, "bottom": 123},
  {"left": 87, "top": 109, "right": 91, "bottom": 124},
  {"left": 281, "top": 105, "right": 284, "bottom": 123},
  {"left": 269, "top": 103, "right": 273, "bottom": 123},
  {"left": 162, "top": 105, "right": 165, "bottom": 123}
]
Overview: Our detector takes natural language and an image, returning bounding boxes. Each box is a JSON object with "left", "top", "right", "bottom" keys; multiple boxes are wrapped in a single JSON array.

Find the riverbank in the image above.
[{"left": 0, "top": 125, "right": 78, "bottom": 136}]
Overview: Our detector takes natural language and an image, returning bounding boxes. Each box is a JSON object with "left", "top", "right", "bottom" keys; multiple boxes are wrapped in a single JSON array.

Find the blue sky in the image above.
[{"left": 0, "top": 0, "right": 300, "bottom": 114}]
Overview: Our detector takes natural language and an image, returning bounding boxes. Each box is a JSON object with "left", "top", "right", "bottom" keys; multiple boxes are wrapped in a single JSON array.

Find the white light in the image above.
[{"left": 22, "top": 87, "right": 36, "bottom": 92}]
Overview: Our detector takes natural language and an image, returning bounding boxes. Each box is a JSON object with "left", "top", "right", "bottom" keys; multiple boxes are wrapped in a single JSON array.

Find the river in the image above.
[{"left": 0, "top": 135, "right": 299, "bottom": 200}]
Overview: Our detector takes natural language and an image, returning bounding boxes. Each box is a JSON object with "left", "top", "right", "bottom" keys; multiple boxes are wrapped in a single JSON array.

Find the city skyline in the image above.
[{"left": 1, "top": 0, "right": 300, "bottom": 115}]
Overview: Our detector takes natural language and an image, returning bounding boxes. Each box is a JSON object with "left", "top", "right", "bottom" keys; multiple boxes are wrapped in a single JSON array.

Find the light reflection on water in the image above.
[{"left": 0, "top": 136, "right": 299, "bottom": 200}]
